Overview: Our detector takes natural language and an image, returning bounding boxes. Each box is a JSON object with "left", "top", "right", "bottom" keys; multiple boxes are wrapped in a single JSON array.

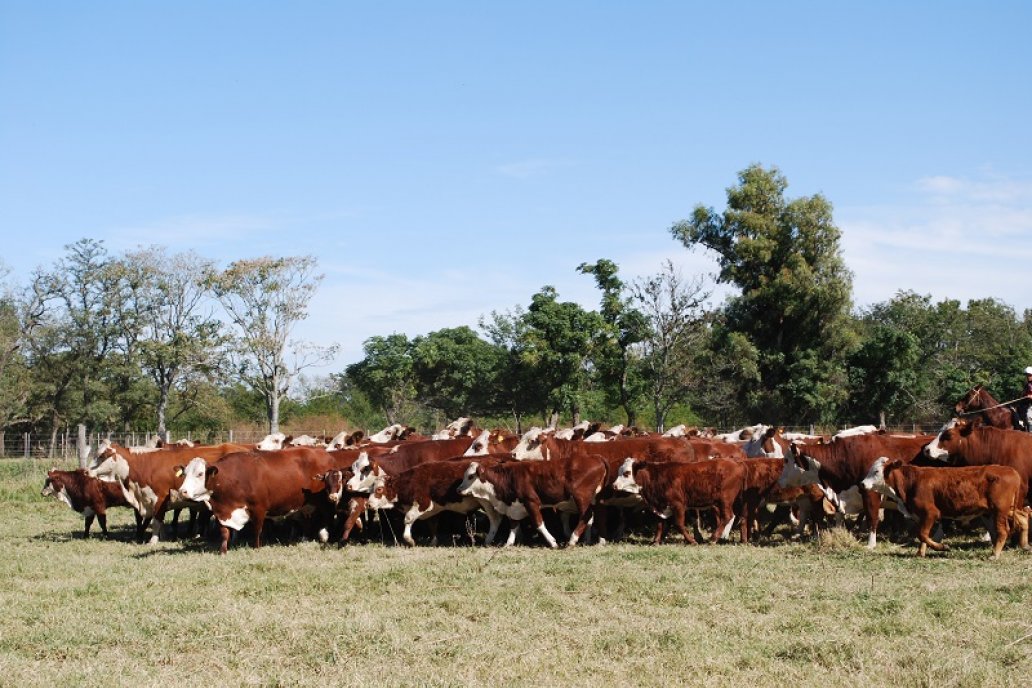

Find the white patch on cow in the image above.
[
  {"left": 463, "top": 430, "right": 492, "bottom": 456},
  {"left": 318, "top": 528, "right": 329, "bottom": 543},
  {"left": 777, "top": 449, "right": 821, "bottom": 489},
  {"left": 612, "top": 458, "right": 640, "bottom": 494},
  {"left": 537, "top": 522, "right": 559, "bottom": 548},
  {"left": 55, "top": 486, "right": 74, "bottom": 511},
  {"left": 718, "top": 517, "right": 735, "bottom": 541},
  {"left": 584, "top": 432, "right": 609, "bottom": 442},
  {"left": 663, "top": 424, "right": 687, "bottom": 438},
  {"left": 326, "top": 430, "right": 350, "bottom": 450},
  {"left": 368, "top": 424, "right": 405, "bottom": 443},
  {"left": 833, "top": 425, "right": 879, "bottom": 439},
  {"left": 220, "top": 507, "right": 250, "bottom": 531},
  {"left": 924, "top": 419, "right": 956, "bottom": 461},
  {"left": 512, "top": 428, "right": 547, "bottom": 461},
  {"left": 609, "top": 424, "right": 624, "bottom": 435},
  {"left": 867, "top": 531, "right": 877, "bottom": 549},
  {"left": 256, "top": 432, "right": 286, "bottom": 450},
  {"left": 177, "top": 457, "right": 212, "bottom": 503}
]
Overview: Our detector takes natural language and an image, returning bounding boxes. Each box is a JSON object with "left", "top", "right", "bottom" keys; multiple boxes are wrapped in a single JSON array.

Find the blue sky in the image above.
[{"left": 2, "top": 1, "right": 1030, "bottom": 374}]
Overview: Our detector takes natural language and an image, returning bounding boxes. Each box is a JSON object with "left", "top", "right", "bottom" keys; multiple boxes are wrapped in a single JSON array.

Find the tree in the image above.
[
  {"left": 122, "top": 247, "right": 226, "bottom": 435},
  {"left": 578, "top": 259, "right": 649, "bottom": 426},
  {"left": 410, "top": 327, "right": 504, "bottom": 419},
  {"left": 345, "top": 334, "right": 416, "bottom": 425},
  {"left": 208, "top": 256, "right": 336, "bottom": 433},
  {"left": 671, "top": 164, "right": 856, "bottom": 422},
  {"left": 628, "top": 260, "right": 712, "bottom": 431},
  {"left": 521, "top": 286, "right": 603, "bottom": 426},
  {"left": 480, "top": 307, "right": 545, "bottom": 433}
]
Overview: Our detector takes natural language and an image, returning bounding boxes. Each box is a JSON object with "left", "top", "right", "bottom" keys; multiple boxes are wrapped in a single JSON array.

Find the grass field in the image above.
[{"left": 2, "top": 459, "right": 1030, "bottom": 687}]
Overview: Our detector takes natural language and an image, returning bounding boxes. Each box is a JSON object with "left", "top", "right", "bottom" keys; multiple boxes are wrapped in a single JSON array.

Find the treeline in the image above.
[{"left": 2, "top": 165, "right": 1031, "bottom": 444}]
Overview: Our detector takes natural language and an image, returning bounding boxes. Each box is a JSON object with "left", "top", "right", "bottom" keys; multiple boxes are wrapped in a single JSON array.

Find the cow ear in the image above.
[
  {"left": 313, "top": 472, "right": 326, "bottom": 481},
  {"left": 632, "top": 461, "right": 646, "bottom": 472},
  {"left": 206, "top": 466, "right": 218, "bottom": 477},
  {"left": 173, "top": 465, "right": 184, "bottom": 477},
  {"left": 885, "top": 459, "right": 904, "bottom": 473}
]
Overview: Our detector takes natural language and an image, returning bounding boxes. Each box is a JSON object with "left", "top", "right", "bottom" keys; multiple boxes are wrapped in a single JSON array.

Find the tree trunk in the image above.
[
  {"left": 77, "top": 424, "right": 88, "bottom": 469},
  {"left": 156, "top": 383, "right": 170, "bottom": 435},
  {"left": 269, "top": 391, "right": 280, "bottom": 434}
]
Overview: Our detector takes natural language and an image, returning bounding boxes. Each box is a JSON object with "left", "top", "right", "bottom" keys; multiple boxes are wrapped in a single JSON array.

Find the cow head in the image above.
[
  {"left": 175, "top": 457, "right": 217, "bottom": 502},
  {"left": 512, "top": 427, "right": 550, "bottom": 461},
  {"left": 345, "top": 453, "right": 384, "bottom": 493},
  {"left": 367, "top": 424, "right": 405, "bottom": 443},
  {"left": 462, "top": 429, "right": 492, "bottom": 456},
  {"left": 777, "top": 444, "right": 822, "bottom": 488},
  {"left": 924, "top": 418, "right": 964, "bottom": 461},
  {"left": 457, "top": 461, "right": 491, "bottom": 499},
  {"left": 612, "top": 458, "right": 642, "bottom": 494},
  {"left": 87, "top": 442, "right": 129, "bottom": 483},
  {"left": 256, "top": 432, "right": 286, "bottom": 451},
  {"left": 316, "top": 469, "right": 348, "bottom": 503},
  {"left": 860, "top": 456, "right": 903, "bottom": 500},
  {"left": 433, "top": 417, "right": 475, "bottom": 440},
  {"left": 41, "top": 469, "right": 61, "bottom": 499}
]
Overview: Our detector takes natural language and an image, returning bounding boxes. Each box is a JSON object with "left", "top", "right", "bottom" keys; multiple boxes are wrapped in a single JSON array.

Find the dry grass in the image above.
[{"left": 2, "top": 459, "right": 1030, "bottom": 687}]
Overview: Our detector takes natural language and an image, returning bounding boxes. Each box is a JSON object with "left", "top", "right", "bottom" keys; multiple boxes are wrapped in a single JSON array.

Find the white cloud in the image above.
[{"left": 842, "top": 171, "right": 1032, "bottom": 312}]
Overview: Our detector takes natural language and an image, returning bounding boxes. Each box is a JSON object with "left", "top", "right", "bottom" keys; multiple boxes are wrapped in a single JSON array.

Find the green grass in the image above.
[{"left": 2, "top": 458, "right": 1030, "bottom": 687}]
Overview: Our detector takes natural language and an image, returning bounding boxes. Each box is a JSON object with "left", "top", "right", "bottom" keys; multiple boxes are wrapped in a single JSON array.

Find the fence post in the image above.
[
  {"left": 24, "top": 432, "right": 30, "bottom": 459},
  {"left": 78, "top": 424, "right": 89, "bottom": 469},
  {"left": 229, "top": 429, "right": 234, "bottom": 444}
]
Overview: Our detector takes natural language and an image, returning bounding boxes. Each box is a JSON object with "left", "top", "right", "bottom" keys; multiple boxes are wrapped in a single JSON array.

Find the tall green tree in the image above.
[
  {"left": 578, "top": 259, "right": 649, "bottom": 426},
  {"left": 671, "top": 164, "right": 856, "bottom": 422},
  {"left": 480, "top": 307, "right": 546, "bottom": 433},
  {"left": 521, "top": 286, "right": 603, "bottom": 426},
  {"left": 345, "top": 334, "right": 416, "bottom": 425},
  {"left": 410, "top": 326, "right": 504, "bottom": 419}
]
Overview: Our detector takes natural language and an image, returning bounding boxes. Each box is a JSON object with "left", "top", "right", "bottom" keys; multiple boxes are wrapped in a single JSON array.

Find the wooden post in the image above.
[
  {"left": 77, "top": 424, "right": 89, "bottom": 469},
  {"left": 24, "top": 433, "right": 30, "bottom": 459}
]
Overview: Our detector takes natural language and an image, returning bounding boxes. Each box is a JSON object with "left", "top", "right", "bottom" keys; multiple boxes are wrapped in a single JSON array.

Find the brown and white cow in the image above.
[
  {"left": 175, "top": 447, "right": 338, "bottom": 554},
  {"left": 87, "top": 440, "right": 249, "bottom": 543},
  {"left": 924, "top": 419, "right": 1032, "bottom": 506},
  {"left": 777, "top": 432, "right": 934, "bottom": 548},
  {"left": 612, "top": 458, "right": 745, "bottom": 545},
  {"left": 356, "top": 457, "right": 508, "bottom": 546},
  {"left": 512, "top": 427, "right": 694, "bottom": 463},
  {"left": 457, "top": 453, "right": 608, "bottom": 548},
  {"left": 41, "top": 468, "right": 140, "bottom": 538},
  {"left": 346, "top": 437, "right": 476, "bottom": 492},
  {"left": 862, "top": 456, "right": 1030, "bottom": 558},
  {"left": 734, "top": 458, "right": 830, "bottom": 543}
]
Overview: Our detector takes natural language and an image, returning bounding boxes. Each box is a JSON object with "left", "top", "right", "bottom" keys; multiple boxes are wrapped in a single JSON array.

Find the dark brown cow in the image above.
[
  {"left": 925, "top": 419, "right": 1032, "bottom": 505},
  {"left": 41, "top": 468, "right": 140, "bottom": 538},
  {"left": 778, "top": 432, "right": 935, "bottom": 548},
  {"left": 862, "top": 456, "right": 1030, "bottom": 558},
  {"left": 612, "top": 458, "right": 745, "bottom": 545},
  {"left": 87, "top": 441, "right": 250, "bottom": 543},
  {"left": 176, "top": 447, "right": 339, "bottom": 554},
  {"left": 457, "top": 453, "right": 608, "bottom": 548}
]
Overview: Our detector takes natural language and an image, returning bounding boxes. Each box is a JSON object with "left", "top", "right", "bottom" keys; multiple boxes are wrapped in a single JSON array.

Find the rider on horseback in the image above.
[{"left": 1022, "top": 366, "right": 1032, "bottom": 432}]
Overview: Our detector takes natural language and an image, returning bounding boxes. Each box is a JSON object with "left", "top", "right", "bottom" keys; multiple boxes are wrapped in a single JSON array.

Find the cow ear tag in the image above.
[{"left": 174, "top": 468, "right": 183, "bottom": 477}]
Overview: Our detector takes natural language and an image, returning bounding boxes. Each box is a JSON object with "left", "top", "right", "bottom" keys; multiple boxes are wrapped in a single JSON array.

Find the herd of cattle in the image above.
[{"left": 36, "top": 403, "right": 1032, "bottom": 559}]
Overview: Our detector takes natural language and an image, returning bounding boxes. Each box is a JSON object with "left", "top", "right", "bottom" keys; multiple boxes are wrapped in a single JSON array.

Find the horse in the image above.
[{"left": 954, "top": 385, "right": 1023, "bottom": 430}]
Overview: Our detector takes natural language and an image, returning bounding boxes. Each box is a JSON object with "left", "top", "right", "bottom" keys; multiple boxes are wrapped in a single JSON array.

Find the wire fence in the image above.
[{"left": 0, "top": 423, "right": 950, "bottom": 460}]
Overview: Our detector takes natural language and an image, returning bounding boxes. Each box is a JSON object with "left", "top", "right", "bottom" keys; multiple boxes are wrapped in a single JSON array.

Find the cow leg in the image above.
[
  {"left": 1013, "top": 507, "right": 1031, "bottom": 550},
  {"left": 83, "top": 512, "right": 95, "bottom": 539},
  {"left": 713, "top": 503, "right": 736, "bottom": 543},
  {"left": 218, "top": 524, "right": 232, "bottom": 554},
  {"left": 916, "top": 510, "right": 947, "bottom": 555},
  {"left": 504, "top": 519, "right": 521, "bottom": 547},
  {"left": 652, "top": 519, "right": 665, "bottom": 545},
  {"left": 862, "top": 489, "right": 881, "bottom": 549},
  {"left": 991, "top": 509, "right": 1011, "bottom": 559},
  {"left": 339, "top": 497, "right": 367, "bottom": 544},
  {"left": 483, "top": 506, "right": 503, "bottom": 545},
  {"left": 97, "top": 513, "right": 109, "bottom": 537},
  {"left": 251, "top": 509, "right": 268, "bottom": 549},
  {"left": 672, "top": 506, "right": 697, "bottom": 545},
  {"left": 526, "top": 501, "right": 559, "bottom": 549},
  {"left": 567, "top": 507, "right": 594, "bottom": 547},
  {"left": 169, "top": 508, "right": 182, "bottom": 540},
  {"left": 692, "top": 510, "right": 705, "bottom": 542}
]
